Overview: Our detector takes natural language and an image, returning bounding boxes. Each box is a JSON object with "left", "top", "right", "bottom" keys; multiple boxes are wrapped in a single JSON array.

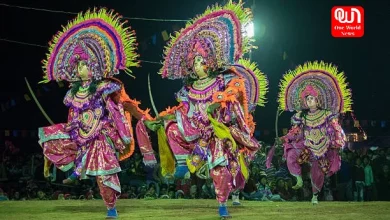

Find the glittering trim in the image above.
[
  {"left": 102, "top": 177, "right": 121, "bottom": 193},
  {"left": 208, "top": 156, "right": 226, "bottom": 170},
  {"left": 85, "top": 167, "right": 121, "bottom": 176},
  {"left": 58, "top": 162, "right": 75, "bottom": 172},
  {"left": 38, "top": 127, "right": 71, "bottom": 146}
]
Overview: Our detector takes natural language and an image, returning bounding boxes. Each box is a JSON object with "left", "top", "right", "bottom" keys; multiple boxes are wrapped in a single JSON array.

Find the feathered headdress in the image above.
[
  {"left": 159, "top": 0, "right": 254, "bottom": 80},
  {"left": 41, "top": 8, "right": 139, "bottom": 83},
  {"left": 278, "top": 61, "right": 353, "bottom": 113}
]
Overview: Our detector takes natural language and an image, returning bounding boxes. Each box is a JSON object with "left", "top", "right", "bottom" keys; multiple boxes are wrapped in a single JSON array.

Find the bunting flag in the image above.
[
  {"left": 0, "top": 129, "right": 38, "bottom": 138},
  {"left": 42, "top": 86, "right": 50, "bottom": 92},
  {"left": 151, "top": 34, "right": 157, "bottom": 45},
  {"left": 282, "top": 51, "right": 288, "bottom": 60},
  {"left": 282, "top": 128, "right": 288, "bottom": 135},
  {"left": 1, "top": 77, "right": 65, "bottom": 112},
  {"left": 381, "top": 121, "right": 386, "bottom": 128},
  {"left": 24, "top": 94, "right": 31, "bottom": 101},
  {"left": 161, "top": 30, "right": 169, "bottom": 41},
  {"left": 354, "top": 120, "right": 360, "bottom": 128}
]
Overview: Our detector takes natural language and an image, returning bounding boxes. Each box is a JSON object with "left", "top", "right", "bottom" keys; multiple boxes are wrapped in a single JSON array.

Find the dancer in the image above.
[
  {"left": 38, "top": 8, "right": 154, "bottom": 218},
  {"left": 144, "top": 1, "right": 268, "bottom": 218},
  {"left": 276, "top": 61, "right": 351, "bottom": 204}
]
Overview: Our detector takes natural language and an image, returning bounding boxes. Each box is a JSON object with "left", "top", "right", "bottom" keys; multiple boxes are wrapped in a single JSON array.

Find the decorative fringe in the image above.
[
  {"left": 278, "top": 61, "right": 353, "bottom": 113},
  {"left": 237, "top": 58, "right": 269, "bottom": 107},
  {"left": 42, "top": 8, "right": 139, "bottom": 82},
  {"left": 157, "top": 126, "right": 175, "bottom": 177}
]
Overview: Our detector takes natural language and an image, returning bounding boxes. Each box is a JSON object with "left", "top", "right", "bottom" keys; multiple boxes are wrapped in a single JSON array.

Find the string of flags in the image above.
[
  {"left": 0, "top": 129, "right": 38, "bottom": 138},
  {"left": 1, "top": 80, "right": 64, "bottom": 113}
]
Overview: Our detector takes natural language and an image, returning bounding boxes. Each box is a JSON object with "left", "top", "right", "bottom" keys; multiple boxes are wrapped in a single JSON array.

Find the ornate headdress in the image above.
[
  {"left": 41, "top": 8, "right": 139, "bottom": 83},
  {"left": 159, "top": 0, "right": 254, "bottom": 80},
  {"left": 278, "top": 61, "right": 352, "bottom": 113},
  {"left": 230, "top": 59, "right": 268, "bottom": 109}
]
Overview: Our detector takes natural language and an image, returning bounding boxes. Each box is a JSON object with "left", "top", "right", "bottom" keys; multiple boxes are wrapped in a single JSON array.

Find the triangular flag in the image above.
[
  {"left": 353, "top": 120, "right": 360, "bottom": 128},
  {"left": 161, "top": 30, "right": 169, "bottom": 41},
  {"left": 57, "top": 81, "right": 64, "bottom": 88},
  {"left": 13, "top": 130, "right": 18, "bottom": 137},
  {"left": 282, "top": 128, "right": 288, "bottom": 135},
  {"left": 5, "top": 130, "right": 10, "bottom": 136},
  {"left": 42, "top": 86, "right": 50, "bottom": 92},
  {"left": 282, "top": 51, "right": 288, "bottom": 60},
  {"left": 24, "top": 94, "right": 31, "bottom": 101},
  {"left": 381, "top": 121, "right": 386, "bottom": 128},
  {"left": 151, "top": 34, "right": 157, "bottom": 45}
]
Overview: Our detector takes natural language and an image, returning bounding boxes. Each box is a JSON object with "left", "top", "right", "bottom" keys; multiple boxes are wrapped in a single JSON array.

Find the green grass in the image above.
[{"left": 1, "top": 200, "right": 390, "bottom": 220}]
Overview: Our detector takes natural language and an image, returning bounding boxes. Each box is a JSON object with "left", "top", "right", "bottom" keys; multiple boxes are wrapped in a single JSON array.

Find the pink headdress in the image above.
[
  {"left": 69, "top": 44, "right": 90, "bottom": 66},
  {"left": 186, "top": 38, "right": 216, "bottom": 72},
  {"left": 300, "top": 85, "right": 319, "bottom": 100}
]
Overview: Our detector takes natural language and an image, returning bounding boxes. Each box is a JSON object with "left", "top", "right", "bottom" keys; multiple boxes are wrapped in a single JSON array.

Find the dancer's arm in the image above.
[
  {"left": 328, "top": 114, "right": 346, "bottom": 148},
  {"left": 280, "top": 112, "right": 303, "bottom": 143}
]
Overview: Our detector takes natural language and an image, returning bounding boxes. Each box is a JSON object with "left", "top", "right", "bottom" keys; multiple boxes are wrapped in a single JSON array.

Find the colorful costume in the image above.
[
  {"left": 277, "top": 61, "right": 351, "bottom": 204},
  {"left": 146, "top": 1, "right": 268, "bottom": 218},
  {"left": 37, "top": 8, "right": 153, "bottom": 218}
]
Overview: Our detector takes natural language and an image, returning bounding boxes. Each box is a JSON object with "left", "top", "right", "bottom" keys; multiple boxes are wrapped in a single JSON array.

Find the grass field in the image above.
[{"left": 1, "top": 199, "right": 390, "bottom": 220}]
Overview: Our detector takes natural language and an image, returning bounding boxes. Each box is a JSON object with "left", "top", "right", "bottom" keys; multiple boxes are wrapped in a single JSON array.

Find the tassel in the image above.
[{"left": 157, "top": 126, "right": 175, "bottom": 176}]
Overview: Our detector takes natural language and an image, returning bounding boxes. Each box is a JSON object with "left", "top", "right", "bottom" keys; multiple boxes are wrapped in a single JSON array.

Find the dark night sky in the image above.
[{"left": 1, "top": 0, "right": 389, "bottom": 134}]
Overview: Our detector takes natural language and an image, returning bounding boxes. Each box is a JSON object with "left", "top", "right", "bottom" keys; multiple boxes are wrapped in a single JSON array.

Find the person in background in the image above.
[
  {"left": 353, "top": 157, "right": 365, "bottom": 201},
  {"left": 363, "top": 156, "right": 374, "bottom": 201}
]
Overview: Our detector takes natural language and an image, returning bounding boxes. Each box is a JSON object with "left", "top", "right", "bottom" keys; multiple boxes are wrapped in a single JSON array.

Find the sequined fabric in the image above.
[
  {"left": 38, "top": 80, "right": 134, "bottom": 208},
  {"left": 96, "top": 174, "right": 120, "bottom": 209},
  {"left": 282, "top": 110, "right": 344, "bottom": 193}
]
